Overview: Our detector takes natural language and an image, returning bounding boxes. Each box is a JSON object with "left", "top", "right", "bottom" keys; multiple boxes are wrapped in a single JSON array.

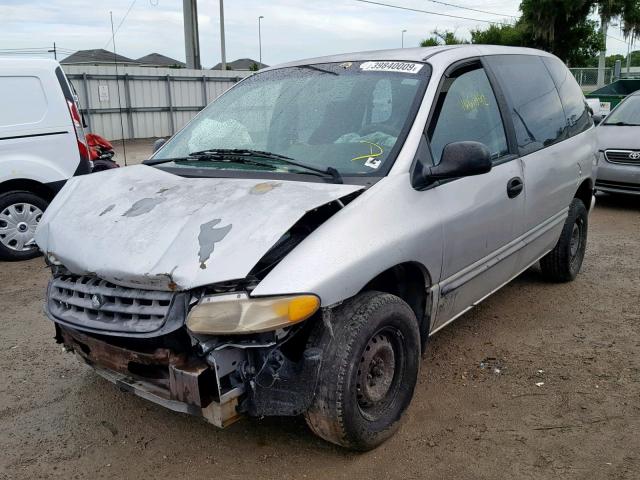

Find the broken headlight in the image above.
[{"left": 186, "top": 292, "right": 320, "bottom": 335}]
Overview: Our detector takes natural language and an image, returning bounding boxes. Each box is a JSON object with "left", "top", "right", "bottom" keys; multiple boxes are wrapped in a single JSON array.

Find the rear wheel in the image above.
[
  {"left": 540, "top": 198, "right": 588, "bottom": 282},
  {"left": 0, "top": 191, "right": 48, "bottom": 261},
  {"left": 304, "top": 291, "right": 420, "bottom": 451}
]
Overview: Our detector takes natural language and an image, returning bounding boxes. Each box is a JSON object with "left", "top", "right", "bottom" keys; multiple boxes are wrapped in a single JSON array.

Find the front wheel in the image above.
[
  {"left": 0, "top": 191, "right": 48, "bottom": 261},
  {"left": 540, "top": 198, "right": 588, "bottom": 282},
  {"left": 304, "top": 291, "right": 421, "bottom": 451}
]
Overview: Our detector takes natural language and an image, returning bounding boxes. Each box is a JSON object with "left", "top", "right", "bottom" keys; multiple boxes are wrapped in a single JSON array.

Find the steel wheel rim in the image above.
[
  {"left": 356, "top": 327, "right": 405, "bottom": 420},
  {"left": 569, "top": 216, "right": 585, "bottom": 264},
  {"left": 0, "top": 202, "right": 43, "bottom": 252},
  {"left": 569, "top": 223, "right": 580, "bottom": 257}
]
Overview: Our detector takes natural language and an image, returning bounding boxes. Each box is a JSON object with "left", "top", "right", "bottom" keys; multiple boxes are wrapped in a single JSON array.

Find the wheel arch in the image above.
[
  {"left": 359, "top": 261, "right": 433, "bottom": 347},
  {"left": 574, "top": 178, "right": 593, "bottom": 209},
  {"left": 0, "top": 178, "right": 56, "bottom": 201}
]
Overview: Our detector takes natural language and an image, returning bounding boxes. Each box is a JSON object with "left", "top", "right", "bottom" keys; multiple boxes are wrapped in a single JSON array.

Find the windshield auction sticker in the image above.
[{"left": 360, "top": 61, "right": 423, "bottom": 74}]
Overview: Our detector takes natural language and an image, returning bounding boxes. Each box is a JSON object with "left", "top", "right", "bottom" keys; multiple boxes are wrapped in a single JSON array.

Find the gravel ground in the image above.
[{"left": 0, "top": 193, "right": 638, "bottom": 480}]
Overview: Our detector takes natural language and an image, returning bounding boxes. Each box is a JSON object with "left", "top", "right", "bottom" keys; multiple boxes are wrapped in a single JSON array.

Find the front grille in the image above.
[
  {"left": 48, "top": 275, "right": 178, "bottom": 335},
  {"left": 604, "top": 149, "right": 640, "bottom": 165}
]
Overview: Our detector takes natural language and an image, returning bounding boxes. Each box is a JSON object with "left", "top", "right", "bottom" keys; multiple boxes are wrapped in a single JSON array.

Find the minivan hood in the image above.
[{"left": 35, "top": 165, "right": 362, "bottom": 291}]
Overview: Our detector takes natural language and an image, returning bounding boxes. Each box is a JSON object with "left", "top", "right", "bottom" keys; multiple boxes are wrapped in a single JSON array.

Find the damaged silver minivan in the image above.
[{"left": 36, "top": 45, "right": 597, "bottom": 450}]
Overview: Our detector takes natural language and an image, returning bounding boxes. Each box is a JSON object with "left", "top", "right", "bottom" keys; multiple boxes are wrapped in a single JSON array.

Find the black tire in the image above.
[
  {"left": 304, "top": 291, "right": 421, "bottom": 451},
  {"left": 540, "top": 198, "right": 588, "bottom": 282},
  {"left": 0, "top": 191, "right": 48, "bottom": 261}
]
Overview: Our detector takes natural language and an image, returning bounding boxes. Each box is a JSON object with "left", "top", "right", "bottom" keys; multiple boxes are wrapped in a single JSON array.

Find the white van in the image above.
[{"left": 0, "top": 58, "right": 91, "bottom": 260}]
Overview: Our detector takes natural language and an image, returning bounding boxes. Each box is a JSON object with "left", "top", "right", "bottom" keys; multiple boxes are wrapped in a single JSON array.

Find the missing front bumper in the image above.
[{"left": 57, "top": 325, "right": 243, "bottom": 428}]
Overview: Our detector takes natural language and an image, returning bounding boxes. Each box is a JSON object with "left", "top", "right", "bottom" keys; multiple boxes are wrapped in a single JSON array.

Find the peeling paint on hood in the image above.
[{"left": 35, "top": 165, "right": 362, "bottom": 291}]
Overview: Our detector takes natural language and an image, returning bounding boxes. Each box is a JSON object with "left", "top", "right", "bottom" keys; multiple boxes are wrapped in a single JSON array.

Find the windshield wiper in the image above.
[
  {"left": 144, "top": 152, "right": 276, "bottom": 170},
  {"left": 147, "top": 148, "right": 343, "bottom": 183}
]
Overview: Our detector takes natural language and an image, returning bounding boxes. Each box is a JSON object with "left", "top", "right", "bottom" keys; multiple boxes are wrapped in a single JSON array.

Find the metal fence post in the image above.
[
  {"left": 123, "top": 74, "right": 135, "bottom": 139},
  {"left": 81, "top": 73, "right": 92, "bottom": 132},
  {"left": 166, "top": 74, "right": 175, "bottom": 135}
]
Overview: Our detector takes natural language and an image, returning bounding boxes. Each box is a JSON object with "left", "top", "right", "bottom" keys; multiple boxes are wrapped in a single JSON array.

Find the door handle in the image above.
[{"left": 506, "top": 177, "right": 524, "bottom": 198}]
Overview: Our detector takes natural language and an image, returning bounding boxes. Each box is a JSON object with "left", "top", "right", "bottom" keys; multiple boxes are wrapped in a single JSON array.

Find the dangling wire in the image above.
[{"left": 110, "top": 11, "right": 128, "bottom": 166}]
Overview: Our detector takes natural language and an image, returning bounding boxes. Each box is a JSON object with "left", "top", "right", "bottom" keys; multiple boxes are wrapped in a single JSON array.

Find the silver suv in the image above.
[{"left": 36, "top": 45, "right": 597, "bottom": 451}]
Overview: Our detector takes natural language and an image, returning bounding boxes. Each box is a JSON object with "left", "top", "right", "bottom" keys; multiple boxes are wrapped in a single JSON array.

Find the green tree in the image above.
[
  {"left": 628, "top": 50, "right": 640, "bottom": 66},
  {"left": 583, "top": 53, "right": 626, "bottom": 67},
  {"left": 420, "top": 29, "right": 468, "bottom": 47},
  {"left": 517, "top": 1, "right": 604, "bottom": 66},
  {"left": 518, "top": 0, "right": 640, "bottom": 64},
  {"left": 469, "top": 1, "right": 624, "bottom": 66},
  {"left": 470, "top": 23, "right": 527, "bottom": 46}
]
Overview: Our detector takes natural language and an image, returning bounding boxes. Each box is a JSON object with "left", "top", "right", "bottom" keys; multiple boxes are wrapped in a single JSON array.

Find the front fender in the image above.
[{"left": 251, "top": 173, "right": 444, "bottom": 306}]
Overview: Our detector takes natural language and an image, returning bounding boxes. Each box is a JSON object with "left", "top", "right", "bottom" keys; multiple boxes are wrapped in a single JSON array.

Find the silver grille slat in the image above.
[
  {"left": 604, "top": 149, "right": 640, "bottom": 165},
  {"left": 48, "top": 275, "right": 176, "bottom": 334}
]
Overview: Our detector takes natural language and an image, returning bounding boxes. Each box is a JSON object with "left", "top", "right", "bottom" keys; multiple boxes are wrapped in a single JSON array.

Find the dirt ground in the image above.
[
  {"left": 0, "top": 193, "right": 639, "bottom": 480},
  {"left": 110, "top": 137, "right": 155, "bottom": 166}
]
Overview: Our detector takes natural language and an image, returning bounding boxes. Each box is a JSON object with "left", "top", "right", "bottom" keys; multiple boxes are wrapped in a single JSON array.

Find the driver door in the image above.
[{"left": 428, "top": 60, "right": 526, "bottom": 330}]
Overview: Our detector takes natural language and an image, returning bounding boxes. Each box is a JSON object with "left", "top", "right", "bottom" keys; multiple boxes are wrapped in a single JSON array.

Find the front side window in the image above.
[
  {"left": 485, "top": 55, "right": 566, "bottom": 156},
  {"left": 428, "top": 66, "right": 508, "bottom": 164},
  {"left": 153, "top": 62, "right": 431, "bottom": 178}
]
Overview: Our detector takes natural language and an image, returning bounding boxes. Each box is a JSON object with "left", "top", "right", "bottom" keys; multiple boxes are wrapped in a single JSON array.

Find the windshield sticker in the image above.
[
  {"left": 360, "top": 61, "right": 423, "bottom": 74},
  {"left": 364, "top": 157, "right": 382, "bottom": 169},
  {"left": 351, "top": 140, "right": 384, "bottom": 169}
]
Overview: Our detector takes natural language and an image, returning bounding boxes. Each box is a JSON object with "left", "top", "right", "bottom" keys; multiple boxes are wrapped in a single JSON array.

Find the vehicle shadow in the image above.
[{"left": 595, "top": 191, "right": 640, "bottom": 211}]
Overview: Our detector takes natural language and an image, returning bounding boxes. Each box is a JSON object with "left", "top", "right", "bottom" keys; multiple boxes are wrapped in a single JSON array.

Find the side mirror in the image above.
[
  {"left": 429, "top": 141, "right": 492, "bottom": 181},
  {"left": 592, "top": 114, "right": 604, "bottom": 125},
  {"left": 153, "top": 138, "right": 167, "bottom": 153},
  {"left": 411, "top": 139, "right": 493, "bottom": 189}
]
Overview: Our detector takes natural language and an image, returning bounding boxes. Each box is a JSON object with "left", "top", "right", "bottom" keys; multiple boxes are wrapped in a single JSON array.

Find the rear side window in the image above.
[
  {"left": 0, "top": 76, "right": 47, "bottom": 127},
  {"left": 542, "top": 56, "right": 592, "bottom": 136},
  {"left": 485, "top": 55, "right": 566, "bottom": 156}
]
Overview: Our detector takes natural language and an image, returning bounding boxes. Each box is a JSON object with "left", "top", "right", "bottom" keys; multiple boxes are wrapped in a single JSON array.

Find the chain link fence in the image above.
[{"left": 569, "top": 68, "right": 615, "bottom": 91}]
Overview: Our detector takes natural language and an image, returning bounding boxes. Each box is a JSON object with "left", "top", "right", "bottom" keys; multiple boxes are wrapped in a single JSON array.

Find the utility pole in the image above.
[
  {"left": 258, "top": 16, "right": 264, "bottom": 66},
  {"left": 627, "top": 39, "right": 631, "bottom": 74},
  {"left": 402, "top": 29, "right": 407, "bottom": 48},
  {"left": 48, "top": 42, "right": 57, "bottom": 60},
  {"left": 597, "top": 16, "right": 608, "bottom": 87},
  {"left": 220, "top": 0, "right": 227, "bottom": 71},
  {"left": 183, "top": 0, "right": 201, "bottom": 69}
]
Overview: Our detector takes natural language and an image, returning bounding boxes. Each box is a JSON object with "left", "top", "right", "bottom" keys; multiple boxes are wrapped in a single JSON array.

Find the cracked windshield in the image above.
[{"left": 153, "top": 61, "right": 431, "bottom": 177}]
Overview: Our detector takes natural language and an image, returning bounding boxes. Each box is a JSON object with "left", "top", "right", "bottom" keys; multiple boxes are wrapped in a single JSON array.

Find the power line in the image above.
[
  {"left": 424, "top": 0, "right": 518, "bottom": 19},
  {"left": 607, "top": 33, "right": 629, "bottom": 44},
  {"left": 104, "top": 0, "right": 137, "bottom": 49},
  {"left": 352, "top": 0, "right": 510, "bottom": 25}
]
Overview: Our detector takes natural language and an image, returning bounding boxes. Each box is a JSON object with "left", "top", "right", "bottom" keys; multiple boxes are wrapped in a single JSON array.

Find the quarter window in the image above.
[
  {"left": 542, "top": 56, "right": 592, "bottom": 136},
  {"left": 485, "top": 55, "right": 566, "bottom": 156},
  {"left": 428, "top": 66, "right": 508, "bottom": 164}
]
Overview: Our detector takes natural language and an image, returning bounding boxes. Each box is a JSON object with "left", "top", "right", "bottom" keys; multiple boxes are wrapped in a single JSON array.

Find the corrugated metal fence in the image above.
[{"left": 63, "top": 65, "right": 251, "bottom": 140}]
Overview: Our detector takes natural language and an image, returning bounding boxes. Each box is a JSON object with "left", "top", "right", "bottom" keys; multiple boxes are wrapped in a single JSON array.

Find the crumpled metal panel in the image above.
[{"left": 35, "top": 165, "right": 361, "bottom": 291}]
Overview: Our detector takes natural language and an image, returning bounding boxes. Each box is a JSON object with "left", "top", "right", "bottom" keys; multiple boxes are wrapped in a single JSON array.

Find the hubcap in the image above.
[
  {"left": 0, "top": 202, "right": 43, "bottom": 252},
  {"left": 356, "top": 332, "right": 396, "bottom": 407}
]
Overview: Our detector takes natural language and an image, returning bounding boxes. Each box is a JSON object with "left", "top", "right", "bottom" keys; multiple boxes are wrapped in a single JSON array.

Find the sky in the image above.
[{"left": 0, "top": 0, "right": 632, "bottom": 67}]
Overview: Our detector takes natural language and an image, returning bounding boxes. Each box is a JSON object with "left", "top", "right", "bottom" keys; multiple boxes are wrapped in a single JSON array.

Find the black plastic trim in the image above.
[{"left": 0, "top": 131, "right": 68, "bottom": 142}]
